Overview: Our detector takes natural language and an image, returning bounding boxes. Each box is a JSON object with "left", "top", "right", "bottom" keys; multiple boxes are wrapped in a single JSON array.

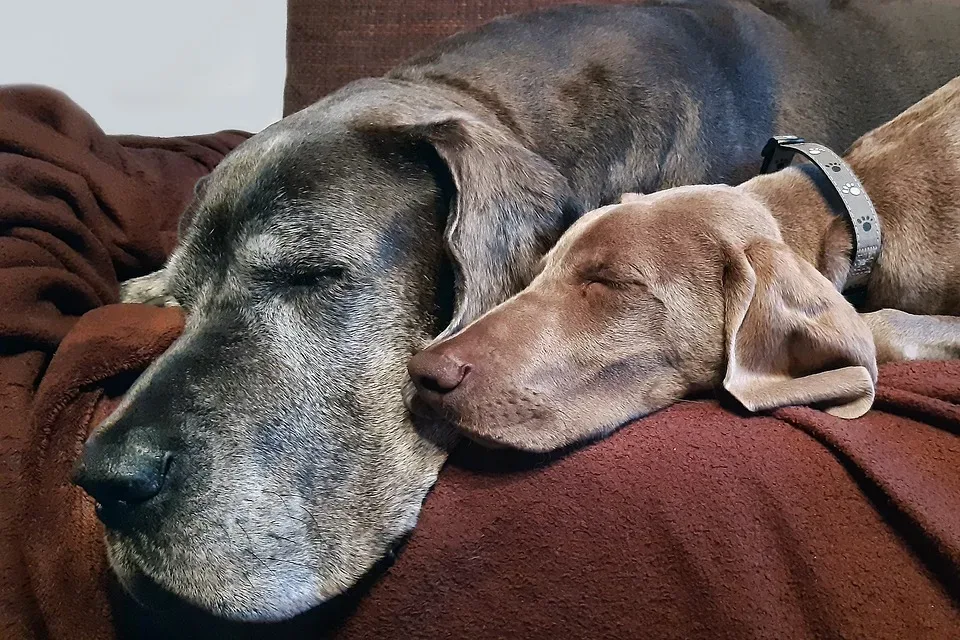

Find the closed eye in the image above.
[
  {"left": 586, "top": 274, "right": 627, "bottom": 290},
  {"left": 286, "top": 265, "right": 346, "bottom": 288},
  {"left": 580, "top": 268, "right": 641, "bottom": 292},
  {"left": 256, "top": 264, "right": 347, "bottom": 289}
]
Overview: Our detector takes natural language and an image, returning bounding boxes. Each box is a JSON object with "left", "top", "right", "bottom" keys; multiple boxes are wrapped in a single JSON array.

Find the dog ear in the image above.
[
  {"left": 365, "top": 111, "right": 579, "bottom": 339},
  {"left": 177, "top": 174, "right": 211, "bottom": 240},
  {"left": 721, "top": 238, "right": 878, "bottom": 418}
]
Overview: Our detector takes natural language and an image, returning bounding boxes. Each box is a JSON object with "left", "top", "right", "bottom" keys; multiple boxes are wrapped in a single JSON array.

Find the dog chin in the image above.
[
  {"left": 461, "top": 429, "right": 512, "bottom": 449},
  {"left": 105, "top": 537, "right": 326, "bottom": 623},
  {"left": 461, "top": 404, "right": 653, "bottom": 454},
  {"left": 460, "top": 420, "right": 572, "bottom": 453}
]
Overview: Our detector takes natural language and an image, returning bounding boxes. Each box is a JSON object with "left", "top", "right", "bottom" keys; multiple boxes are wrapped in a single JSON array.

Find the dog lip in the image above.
[
  {"left": 407, "top": 389, "right": 448, "bottom": 418},
  {"left": 413, "top": 386, "right": 448, "bottom": 406},
  {"left": 95, "top": 499, "right": 136, "bottom": 530},
  {"left": 108, "top": 552, "right": 187, "bottom": 614}
]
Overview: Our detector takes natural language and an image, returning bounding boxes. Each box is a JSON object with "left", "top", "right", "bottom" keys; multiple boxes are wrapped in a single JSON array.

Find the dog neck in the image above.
[{"left": 741, "top": 160, "right": 890, "bottom": 295}]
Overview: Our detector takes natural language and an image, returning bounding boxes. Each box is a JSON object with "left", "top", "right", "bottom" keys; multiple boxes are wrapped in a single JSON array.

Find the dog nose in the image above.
[
  {"left": 408, "top": 350, "right": 471, "bottom": 395},
  {"left": 73, "top": 432, "right": 172, "bottom": 515}
]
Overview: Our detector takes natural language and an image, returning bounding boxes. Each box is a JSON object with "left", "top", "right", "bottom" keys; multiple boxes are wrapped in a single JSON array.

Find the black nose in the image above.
[
  {"left": 408, "top": 350, "right": 472, "bottom": 396},
  {"left": 73, "top": 430, "right": 172, "bottom": 519}
]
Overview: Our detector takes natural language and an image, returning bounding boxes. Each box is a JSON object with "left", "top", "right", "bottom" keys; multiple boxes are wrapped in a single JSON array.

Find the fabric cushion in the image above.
[{"left": 284, "top": 0, "right": 626, "bottom": 114}]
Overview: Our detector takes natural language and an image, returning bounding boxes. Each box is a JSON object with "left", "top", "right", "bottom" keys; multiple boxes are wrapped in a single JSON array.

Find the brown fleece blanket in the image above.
[
  {"left": 0, "top": 86, "right": 249, "bottom": 639},
  {"left": 2, "top": 87, "right": 958, "bottom": 640}
]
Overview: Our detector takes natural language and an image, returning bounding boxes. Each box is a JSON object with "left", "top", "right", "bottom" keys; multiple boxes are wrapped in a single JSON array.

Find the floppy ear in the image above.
[
  {"left": 365, "top": 111, "right": 579, "bottom": 339},
  {"left": 176, "top": 174, "right": 211, "bottom": 239},
  {"left": 722, "top": 238, "right": 878, "bottom": 418}
]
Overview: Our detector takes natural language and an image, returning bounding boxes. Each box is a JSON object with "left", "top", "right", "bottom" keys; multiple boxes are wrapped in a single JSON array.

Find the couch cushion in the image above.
[{"left": 284, "top": 0, "right": 625, "bottom": 114}]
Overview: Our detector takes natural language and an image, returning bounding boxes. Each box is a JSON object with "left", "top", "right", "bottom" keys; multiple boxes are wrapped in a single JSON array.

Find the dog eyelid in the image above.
[
  {"left": 579, "top": 265, "right": 644, "bottom": 291},
  {"left": 257, "top": 264, "right": 348, "bottom": 288}
]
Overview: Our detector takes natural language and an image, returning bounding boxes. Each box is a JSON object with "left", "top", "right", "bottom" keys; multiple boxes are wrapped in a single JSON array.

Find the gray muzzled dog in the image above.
[{"left": 72, "top": 0, "right": 960, "bottom": 622}]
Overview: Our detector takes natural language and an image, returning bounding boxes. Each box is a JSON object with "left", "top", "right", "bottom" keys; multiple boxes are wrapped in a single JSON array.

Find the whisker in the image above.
[
  {"left": 264, "top": 557, "right": 316, "bottom": 570},
  {"left": 235, "top": 520, "right": 283, "bottom": 580},
  {"left": 260, "top": 489, "right": 312, "bottom": 527},
  {"left": 216, "top": 521, "right": 259, "bottom": 591}
]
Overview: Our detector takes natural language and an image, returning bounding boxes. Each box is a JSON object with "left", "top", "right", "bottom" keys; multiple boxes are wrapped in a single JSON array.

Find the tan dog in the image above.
[{"left": 407, "top": 76, "right": 960, "bottom": 453}]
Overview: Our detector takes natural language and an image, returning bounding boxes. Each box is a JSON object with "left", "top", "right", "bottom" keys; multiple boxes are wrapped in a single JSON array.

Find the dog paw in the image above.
[
  {"left": 825, "top": 161, "right": 842, "bottom": 173},
  {"left": 840, "top": 182, "right": 862, "bottom": 196},
  {"left": 119, "top": 271, "right": 180, "bottom": 307}
]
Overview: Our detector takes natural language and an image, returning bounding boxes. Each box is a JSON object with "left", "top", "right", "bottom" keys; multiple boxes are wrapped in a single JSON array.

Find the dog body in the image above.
[
  {"left": 744, "top": 80, "right": 960, "bottom": 363},
  {"left": 74, "top": 1, "right": 960, "bottom": 621},
  {"left": 407, "top": 76, "right": 960, "bottom": 453}
]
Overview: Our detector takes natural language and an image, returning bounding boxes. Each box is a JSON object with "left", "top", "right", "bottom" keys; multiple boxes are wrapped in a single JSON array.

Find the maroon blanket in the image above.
[
  {"left": 0, "top": 85, "right": 248, "bottom": 638},
  {"left": 334, "top": 368, "right": 960, "bottom": 639},
  {"left": 1, "top": 87, "right": 957, "bottom": 639}
]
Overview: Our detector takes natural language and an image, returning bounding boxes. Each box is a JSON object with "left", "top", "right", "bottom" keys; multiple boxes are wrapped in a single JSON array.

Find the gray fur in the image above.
[{"left": 119, "top": 269, "right": 178, "bottom": 307}]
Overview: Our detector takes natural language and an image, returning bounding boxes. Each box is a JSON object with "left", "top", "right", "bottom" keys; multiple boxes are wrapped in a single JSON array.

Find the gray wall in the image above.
[{"left": 0, "top": 0, "right": 287, "bottom": 136}]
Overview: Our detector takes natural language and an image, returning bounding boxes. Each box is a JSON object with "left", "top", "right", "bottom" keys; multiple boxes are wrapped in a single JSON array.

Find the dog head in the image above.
[
  {"left": 72, "top": 79, "right": 578, "bottom": 621},
  {"left": 408, "top": 186, "right": 877, "bottom": 453}
]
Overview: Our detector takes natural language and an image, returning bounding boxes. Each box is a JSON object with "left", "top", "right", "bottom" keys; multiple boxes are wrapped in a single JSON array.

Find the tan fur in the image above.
[
  {"left": 721, "top": 238, "right": 876, "bottom": 419},
  {"left": 407, "top": 76, "right": 960, "bottom": 452}
]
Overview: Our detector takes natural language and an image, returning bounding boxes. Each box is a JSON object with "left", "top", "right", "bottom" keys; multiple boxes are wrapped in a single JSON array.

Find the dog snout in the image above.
[
  {"left": 408, "top": 349, "right": 472, "bottom": 398},
  {"left": 72, "top": 422, "right": 173, "bottom": 524}
]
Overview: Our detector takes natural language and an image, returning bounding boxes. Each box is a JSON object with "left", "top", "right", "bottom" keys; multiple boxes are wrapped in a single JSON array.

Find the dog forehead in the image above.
[
  {"left": 206, "top": 129, "right": 301, "bottom": 204},
  {"left": 186, "top": 143, "right": 374, "bottom": 250},
  {"left": 546, "top": 203, "right": 630, "bottom": 257},
  {"left": 641, "top": 183, "right": 742, "bottom": 215},
  {"left": 644, "top": 184, "right": 778, "bottom": 238},
  {"left": 182, "top": 137, "right": 305, "bottom": 247},
  {"left": 541, "top": 196, "right": 729, "bottom": 280},
  {"left": 548, "top": 201, "right": 676, "bottom": 256}
]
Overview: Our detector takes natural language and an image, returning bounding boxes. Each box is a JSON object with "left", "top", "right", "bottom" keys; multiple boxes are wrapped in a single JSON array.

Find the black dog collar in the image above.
[{"left": 759, "top": 136, "right": 881, "bottom": 291}]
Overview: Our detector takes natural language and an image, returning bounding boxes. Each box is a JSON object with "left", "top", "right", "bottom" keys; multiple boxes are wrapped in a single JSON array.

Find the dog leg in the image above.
[
  {"left": 118, "top": 269, "right": 179, "bottom": 307},
  {"left": 861, "top": 309, "right": 960, "bottom": 364}
]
